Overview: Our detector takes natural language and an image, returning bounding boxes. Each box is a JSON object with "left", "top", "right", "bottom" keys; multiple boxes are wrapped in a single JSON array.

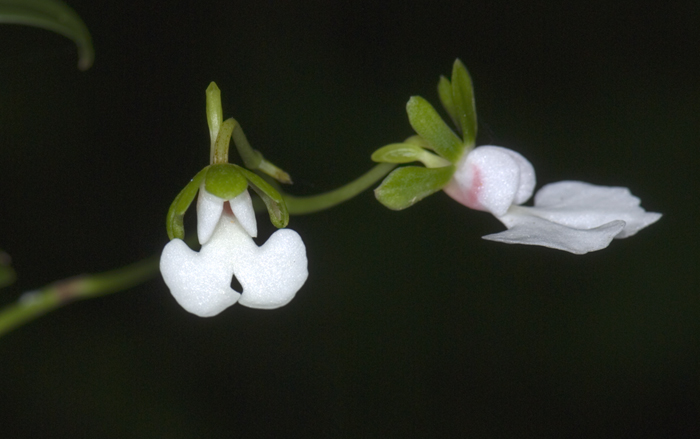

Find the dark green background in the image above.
[{"left": 1, "top": 0, "right": 697, "bottom": 437}]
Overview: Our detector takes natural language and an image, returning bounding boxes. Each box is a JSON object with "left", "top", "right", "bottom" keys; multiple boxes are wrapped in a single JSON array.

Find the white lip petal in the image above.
[
  {"left": 229, "top": 189, "right": 258, "bottom": 238},
  {"left": 160, "top": 229, "right": 241, "bottom": 317},
  {"left": 196, "top": 185, "right": 224, "bottom": 245},
  {"left": 483, "top": 212, "right": 626, "bottom": 254},
  {"left": 161, "top": 210, "right": 308, "bottom": 316},
  {"left": 444, "top": 146, "right": 535, "bottom": 217},
  {"left": 237, "top": 228, "right": 308, "bottom": 309}
]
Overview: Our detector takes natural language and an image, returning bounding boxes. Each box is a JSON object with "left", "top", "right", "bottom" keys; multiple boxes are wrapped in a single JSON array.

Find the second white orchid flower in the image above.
[
  {"left": 444, "top": 146, "right": 662, "bottom": 254},
  {"left": 373, "top": 59, "right": 661, "bottom": 254}
]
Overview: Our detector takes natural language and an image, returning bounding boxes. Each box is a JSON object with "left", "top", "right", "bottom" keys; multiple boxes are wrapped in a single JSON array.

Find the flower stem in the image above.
[
  {"left": 0, "top": 256, "right": 159, "bottom": 337},
  {"left": 280, "top": 163, "right": 397, "bottom": 214}
]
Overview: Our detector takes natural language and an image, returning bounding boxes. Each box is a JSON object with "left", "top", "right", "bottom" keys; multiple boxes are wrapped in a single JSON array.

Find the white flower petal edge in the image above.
[
  {"left": 161, "top": 190, "right": 308, "bottom": 317},
  {"left": 483, "top": 210, "right": 627, "bottom": 255},
  {"left": 446, "top": 146, "right": 662, "bottom": 254}
]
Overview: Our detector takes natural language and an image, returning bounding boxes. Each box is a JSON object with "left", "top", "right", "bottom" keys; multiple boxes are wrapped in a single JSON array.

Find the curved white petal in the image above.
[
  {"left": 161, "top": 210, "right": 308, "bottom": 316},
  {"left": 444, "top": 146, "right": 535, "bottom": 217},
  {"left": 161, "top": 216, "right": 245, "bottom": 317},
  {"left": 229, "top": 190, "right": 258, "bottom": 238},
  {"left": 197, "top": 185, "right": 224, "bottom": 245},
  {"left": 484, "top": 182, "right": 662, "bottom": 254},
  {"left": 237, "top": 229, "right": 308, "bottom": 309},
  {"left": 485, "top": 208, "right": 626, "bottom": 254},
  {"left": 530, "top": 181, "right": 662, "bottom": 238}
]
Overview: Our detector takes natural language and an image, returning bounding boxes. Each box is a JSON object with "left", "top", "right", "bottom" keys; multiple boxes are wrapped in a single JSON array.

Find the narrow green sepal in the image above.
[
  {"left": 406, "top": 96, "right": 463, "bottom": 163},
  {"left": 235, "top": 166, "right": 290, "bottom": 228},
  {"left": 166, "top": 167, "right": 209, "bottom": 240},
  {"left": 204, "top": 163, "right": 248, "bottom": 200},
  {"left": 212, "top": 118, "right": 236, "bottom": 164},
  {"left": 450, "top": 59, "right": 477, "bottom": 146},
  {"left": 371, "top": 143, "right": 427, "bottom": 164},
  {"left": 437, "top": 76, "right": 459, "bottom": 129},
  {"left": 374, "top": 165, "right": 455, "bottom": 210},
  {"left": 206, "top": 82, "right": 223, "bottom": 149}
]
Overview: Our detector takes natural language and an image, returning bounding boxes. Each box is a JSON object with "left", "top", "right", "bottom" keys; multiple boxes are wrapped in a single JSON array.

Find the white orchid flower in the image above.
[
  {"left": 160, "top": 185, "right": 308, "bottom": 317},
  {"left": 444, "top": 145, "right": 661, "bottom": 254}
]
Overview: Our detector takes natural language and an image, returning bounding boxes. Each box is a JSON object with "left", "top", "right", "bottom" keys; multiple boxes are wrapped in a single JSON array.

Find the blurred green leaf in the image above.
[
  {"left": 406, "top": 96, "right": 463, "bottom": 163},
  {"left": 0, "top": 0, "right": 94, "bottom": 70},
  {"left": 374, "top": 165, "right": 454, "bottom": 210}
]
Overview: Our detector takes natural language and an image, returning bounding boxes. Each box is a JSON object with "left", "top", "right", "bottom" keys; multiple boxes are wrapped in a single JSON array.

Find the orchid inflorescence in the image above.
[{"left": 160, "top": 60, "right": 661, "bottom": 317}]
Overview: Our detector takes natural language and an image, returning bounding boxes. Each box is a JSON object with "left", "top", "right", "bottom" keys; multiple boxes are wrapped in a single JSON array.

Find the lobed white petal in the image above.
[
  {"left": 444, "top": 146, "right": 535, "bottom": 217},
  {"left": 161, "top": 215, "right": 246, "bottom": 317},
  {"left": 236, "top": 228, "right": 308, "bottom": 309}
]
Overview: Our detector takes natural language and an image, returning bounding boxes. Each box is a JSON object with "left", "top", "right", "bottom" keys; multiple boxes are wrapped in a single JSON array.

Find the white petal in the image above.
[
  {"left": 196, "top": 184, "right": 224, "bottom": 245},
  {"left": 160, "top": 216, "right": 247, "bottom": 317},
  {"left": 444, "top": 146, "right": 535, "bottom": 217},
  {"left": 528, "top": 181, "right": 662, "bottom": 238},
  {"left": 237, "top": 228, "right": 308, "bottom": 309},
  {"left": 229, "top": 190, "right": 258, "bottom": 238},
  {"left": 484, "top": 181, "right": 662, "bottom": 254},
  {"left": 484, "top": 210, "right": 626, "bottom": 254}
]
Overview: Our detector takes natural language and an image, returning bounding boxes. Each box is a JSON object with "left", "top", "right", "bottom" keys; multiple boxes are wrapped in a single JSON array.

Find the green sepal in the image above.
[
  {"left": 166, "top": 167, "right": 208, "bottom": 240},
  {"left": 235, "top": 166, "right": 289, "bottom": 229},
  {"left": 437, "top": 76, "right": 458, "bottom": 129},
  {"left": 371, "top": 143, "right": 427, "bottom": 164},
  {"left": 449, "top": 59, "right": 477, "bottom": 146},
  {"left": 406, "top": 96, "right": 463, "bottom": 163},
  {"left": 204, "top": 163, "right": 248, "bottom": 200},
  {"left": 206, "top": 82, "right": 223, "bottom": 148},
  {"left": 374, "top": 165, "right": 455, "bottom": 211}
]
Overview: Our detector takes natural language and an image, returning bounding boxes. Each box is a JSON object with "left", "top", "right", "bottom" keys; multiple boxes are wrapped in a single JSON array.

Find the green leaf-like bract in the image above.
[
  {"left": 406, "top": 96, "right": 463, "bottom": 163},
  {"left": 371, "top": 143, "right": 426, "bottom": 164},
  {"left": 374, "top": 165, "right": 455, "bottom": 211},
  {"left": 437, "top": 76, "right": 458, "bottom": 129},
  {"left": 449, "top": 59, "right": 477, "bottom": 146}
]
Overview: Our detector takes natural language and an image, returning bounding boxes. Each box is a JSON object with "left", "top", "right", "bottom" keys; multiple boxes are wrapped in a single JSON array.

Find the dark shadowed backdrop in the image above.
[{"left": 0, "top": 0, "right": 697, "bottom": 437}]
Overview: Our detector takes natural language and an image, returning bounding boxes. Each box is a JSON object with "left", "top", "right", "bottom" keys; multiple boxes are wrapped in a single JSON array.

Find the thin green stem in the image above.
[
  {"left": 280, "top": 163, "right": 397, "bottom": 215},
  {"left": 0, "top": 255, "right": 159, "bottom": 337}
]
